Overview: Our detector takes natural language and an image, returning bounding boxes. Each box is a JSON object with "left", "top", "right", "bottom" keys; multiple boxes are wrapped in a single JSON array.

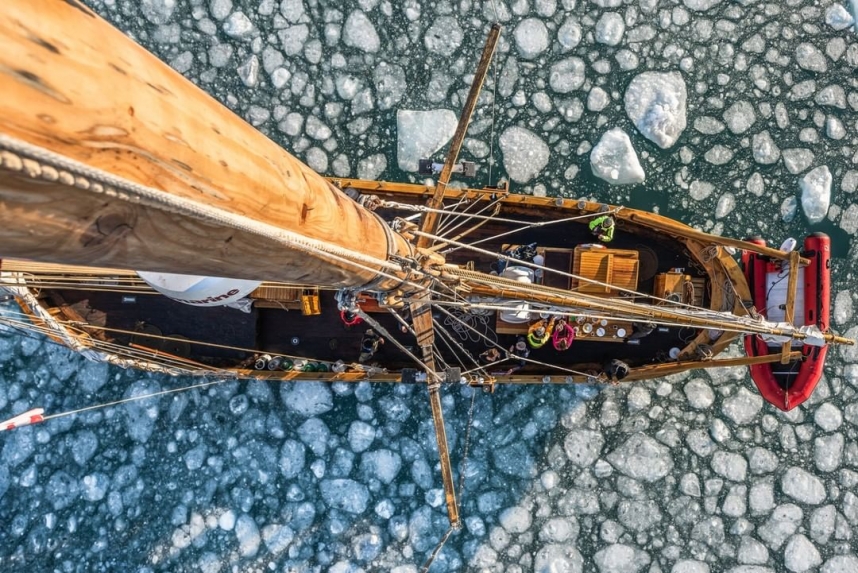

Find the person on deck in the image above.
[
  {"left": 624, "top": 322, "right": 656, "bottom": 342},
  {"left": 589, "top": 215, "right": 615, "bottom": 243},
  {"left": 527, "top": 316, "right": 556, "bottom": 349},
  {"left": 358, "top": 329, "right": 384, "bottom": 364},
  {"left": 603, "top": 358, "right": 630, "bottom": 383},
  {"left": 552, "top": 318, "right": 575, "bottom": 351},
  {"left": 505, "top": 338, "right": 530, "bottom": 375},
  {"left": 479, "top": 347, "right": 502, "bottom": 364}
]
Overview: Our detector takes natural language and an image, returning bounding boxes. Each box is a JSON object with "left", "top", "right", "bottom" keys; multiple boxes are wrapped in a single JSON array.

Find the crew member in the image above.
[
  {"left": 479, "top": 347, "right": 502, "bottom": 364},
  {"left": 552, "top": 319, "right": 575, "bottom": 351},
  {"left": 505, "top": 338, "right": 530, "bottom": 375},
  {"left": 358, "top": 329, "right": 384, "bottom": 363},
  {"left": 527, "top": 316, "right": 556, "bottom": 349},
  {"left": 603, "top": 358, "right": 630, "bottom": 382},
  {"left": 624, "top": 322, "right": 656, "bottom": 342},
  {"left": 589, "top": 215, "right": 615, "bottom": 243}
]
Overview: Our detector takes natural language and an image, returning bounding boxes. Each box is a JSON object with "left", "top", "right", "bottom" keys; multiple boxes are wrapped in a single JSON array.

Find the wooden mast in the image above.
[{"left": 0, "top": 0, "right": 416, "bottom": 291}]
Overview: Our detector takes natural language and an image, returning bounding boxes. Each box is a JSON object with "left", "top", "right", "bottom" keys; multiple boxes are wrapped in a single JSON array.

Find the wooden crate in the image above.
[{"left": 654, "top": 272, "right": 691, "bottom": 303}]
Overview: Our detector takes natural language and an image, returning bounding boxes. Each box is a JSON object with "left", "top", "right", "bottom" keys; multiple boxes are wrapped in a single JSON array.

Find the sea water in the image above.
[{"left": 2, "top": 0, "right": 858, "bottom": 571}]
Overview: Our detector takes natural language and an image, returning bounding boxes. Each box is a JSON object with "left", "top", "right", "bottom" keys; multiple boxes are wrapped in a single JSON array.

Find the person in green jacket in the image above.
[{"left": 589, "top": 215, "right": 615, "bottom": 242}]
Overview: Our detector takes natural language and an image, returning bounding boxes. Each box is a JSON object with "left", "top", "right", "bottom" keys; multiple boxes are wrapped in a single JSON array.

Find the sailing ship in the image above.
[{"left": 0, "top": 0, "right": 852, "bottom": 528}]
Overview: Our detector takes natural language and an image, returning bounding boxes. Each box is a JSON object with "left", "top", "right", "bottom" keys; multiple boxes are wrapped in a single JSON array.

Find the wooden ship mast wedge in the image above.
[{"left": 0, "top": 0, "right": 431, "bottom": 294}]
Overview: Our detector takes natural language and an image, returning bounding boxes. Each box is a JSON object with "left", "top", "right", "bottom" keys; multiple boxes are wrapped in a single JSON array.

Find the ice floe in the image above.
[
  {"left": 624, "top": 72, "right": 687, "bottom": 149},
  {"left": 590, "top": 128, "right": 645, "bottom": 185}
]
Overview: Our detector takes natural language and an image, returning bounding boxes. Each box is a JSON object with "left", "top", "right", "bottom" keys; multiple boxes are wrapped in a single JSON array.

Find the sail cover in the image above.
[{"left": 137, "top": 272, "right": 260, "bottom": 307}]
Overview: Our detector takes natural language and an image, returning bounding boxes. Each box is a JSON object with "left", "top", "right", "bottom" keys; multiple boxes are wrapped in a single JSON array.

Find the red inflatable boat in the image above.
[{"left": 741, "top": 233, "right": 831, "bottom": 411}]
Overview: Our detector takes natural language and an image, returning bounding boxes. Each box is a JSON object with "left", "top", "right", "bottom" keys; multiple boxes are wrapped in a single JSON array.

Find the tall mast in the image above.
[{"left": 0, "top": 0, "right": 417, "bottom": 291}]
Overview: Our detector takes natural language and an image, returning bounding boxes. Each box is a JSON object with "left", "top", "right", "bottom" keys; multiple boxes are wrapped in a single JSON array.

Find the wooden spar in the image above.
[
  {"left": 625, "top": 212, "right": 810, "bottom": 266},
  {"left": 462, "top": 277, "right": 846, "bottom": 343},
  {"left": 405, "top": 23, "right": 501, "bottom": 530},
  {"left": 416, "top": 23, "right": 502, "bottom": 249},
  {"left": 780, "top": 250, "right": 801, "bottom": 363},
  {"left": 0, "top": 0, "right": 415, "bottom": 291},
  {"left": 488, "top": 351, "right": 805, "bottom": 384}
]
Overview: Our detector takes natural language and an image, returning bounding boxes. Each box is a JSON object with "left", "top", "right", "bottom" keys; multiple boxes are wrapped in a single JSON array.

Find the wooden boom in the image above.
[{"left": 0, "top": 0, "right": 415, "bottom": 290}]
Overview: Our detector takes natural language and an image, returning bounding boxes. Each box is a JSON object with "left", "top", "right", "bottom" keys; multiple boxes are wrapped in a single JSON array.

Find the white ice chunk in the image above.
[
  {"left": 564, "top": 429, "right": 605, "bottom": 467},
  {"left": 373, "top": 62, "right": 406, "bottom": 110},
  {"left": 595, "top": 13, "right": 625, "bottom": 46},
  {"left": 672, "top": 560, "right": 710, "bottom": 573},
  {"left": 320, "top": 479, "right": 369, "bottom": 514},
  {"left": 715, "top": 193, "right": 735, "bottom": 219},
  {"left": 499, "top": 126, "right": 550, "bottom": 183},
  {"left": 683, "top": 0, "right": 722, "bottom": 11},
  {"left": 823, "top": 290, "right": 855, "bottom": 326},
  {"left": 81, "top": 473, "right": 109, "bottom": 502},
  {"left": 593, "top": 543, "right": 651, "bottom": 573},
  {"left": 423, "top": 16, "right": 463, "bottom": 56},
  {"left": 514, "top": 18, "right": 549, "bottom": 58},
  {"left": 781, "top": 467, "right": 826, "bottom": 504},
  {"left": 684, "top": 378, "right": 715, "bottom": 409},
  {"left": 606, "top": 433, "right": 673, "bottom": 482},
  {"left": 209, "top": 0, "right": 232, "bottom": 20},
  {"left": 279, "top": 0, "right": 305, "bottom": 22},
  {"left": 141, "top": 0, "right": 176, "bottom": 25},
  {"left": 343, "top": 10, "right": 379, "bottom": 53},
  {"left": 360, "top": 449, "right": 402, "bottom": 484},
  {"left": 752, "top": 131, "right": 780, "bottom": 164},
  {"left": 694, "top": 116, "right": 726, "bottom": 135},
  {"left": 279, "top": 439, "right": 306, "bottom": 479},
  {"left": 723, "top": 101, "right": 756, "bottom": 134},
  {"left": 348, "top": 421, "right": 376, "bottom": 453},
  {"left": 821, "top": 555, "right": 858, "bottom": 573},
  {"left": 738, "top": 536, "right": 769, "bottom": 564},
  {"left": 304, "top": 147, "right": 328, "bottom": 173},
  {"left": 235, "top": 514, "right": 260, "bottom": 558},
  {"left": 261, "top": 523, "right": 294, "bottom": 554},
  {"left": 747, "top": 172, "right": 765, "bottom": 196},
  {"left": 237, "top": 55, "right": 259, "bottom": 87},
  {"left": 704, "top": 145, "right": 734, "bottom": 165},
  {"left": 499, "top": 506, "right": 532, "bottom": 533},
  {"left": 624, "top": 71, "right": 687, "bottom": 149},
  {"left": 557, "top": 18, "right": 582, "bottom": 50},
  {"left": 223, "top": 12, "right": 253, "bottom": 38},
  {"left": 352, "top": 532, "right": 383, "bottom": 561},
  {"left": 781, "top": 196, "right": 798, "bottom": 223},
  {"left": 722, "top": 387, "right": 763, "bottom": 425},
  {"left": 280, "top": 382, "right": 333, "bottom": 416},
  {"left": 219, "top": 509, "right": 236, "bottom": 531},
  {"left": 534, "top": 545, "right": 584, "bottom": 573},
  {"left": 799, "top": 166, "right": 832, "bottom": 224},
  {"left": 689, "top": 180, "right": 714, "bottom": 201},
  {"left": 549, "top": 57, "right": 586, "bottom": 93},
  {"left": 352, "top": 153, "right": 385, "bottom": 181},
  {"left": 783, "top": 534, "right": 822, "bottom": 572},
  {"left": 590, "top": 128, "right": 645, "bottom": 185},
  {"left": 782, "top": 149, "right": 814, "bottom": 174},
  {"left": 815, "top": 85, "right": 847, "bottom": 108},
  {"left": 825, "top": 5, "right": 855, "bottom": 30},
  {"left": 123, "top": 380, "right": 161, "bottom": 444},
  {"left": 588, "top": 87, "right": 611, "bottom": 111},
  {"left": 813, "top": 433, "right": 844, "bottom": 472},
  {"left": 826, "top": 117, "right": 846, "bottom": 140},
  {"left": 796, "top": 43, "right": 828, "bottom": 73},
  {"left": 711, "top": 451, "right": 748, "bottom": 482},
  {"left": 396, "top": 109, "right": 457, "bottom": 171}
]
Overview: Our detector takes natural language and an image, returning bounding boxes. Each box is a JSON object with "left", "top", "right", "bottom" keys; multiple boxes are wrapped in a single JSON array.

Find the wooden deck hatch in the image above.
[{"left": 571, "top": 246, "right": 639, "bottom": 296}]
